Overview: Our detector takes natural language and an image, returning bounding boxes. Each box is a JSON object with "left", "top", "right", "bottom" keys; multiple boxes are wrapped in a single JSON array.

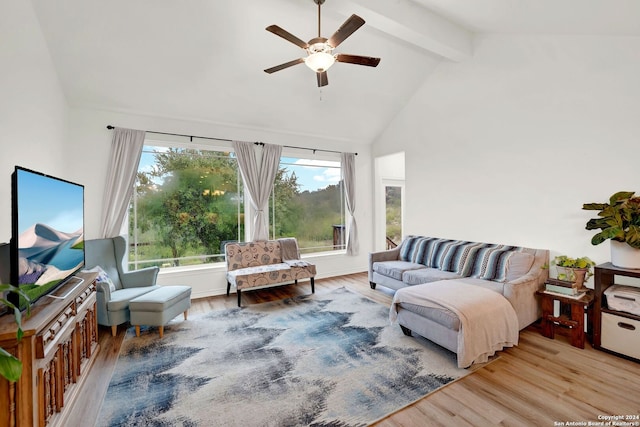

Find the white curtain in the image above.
[
  {"left": 99, "top": 127, "right": 145, "bottom": 238},
  {"left": 233, "top": 141, "right": 282, "bottom": 241},
  {"left": 341, "top": 153, "right": 359, "bottom": 255}
]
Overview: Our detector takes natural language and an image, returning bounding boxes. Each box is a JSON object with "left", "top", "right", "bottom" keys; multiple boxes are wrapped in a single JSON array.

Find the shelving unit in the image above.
[{"left": 593, "top": 263, "right": 640, "bottom": 361}]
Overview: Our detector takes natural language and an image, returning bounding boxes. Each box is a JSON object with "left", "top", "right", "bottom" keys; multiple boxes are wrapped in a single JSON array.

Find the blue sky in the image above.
[
  {"left": 17, "top": 168, "right": 84, "bottom": 234},
  {"left": 140, "top": 148, "right": 340, "bottom": 192},
  {"left": 280, "top": 157, "right": 341, "bottom": 192}
]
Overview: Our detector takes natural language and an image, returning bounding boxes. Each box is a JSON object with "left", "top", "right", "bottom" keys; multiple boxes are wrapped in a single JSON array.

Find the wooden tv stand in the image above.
[{"left": 0, "top": 271, "right": 99, "bottom": 427}]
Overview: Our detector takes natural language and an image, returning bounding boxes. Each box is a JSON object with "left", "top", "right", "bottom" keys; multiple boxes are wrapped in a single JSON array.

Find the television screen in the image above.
[{"left": 10, "top": 166, "right": 85, "bottom": 307}]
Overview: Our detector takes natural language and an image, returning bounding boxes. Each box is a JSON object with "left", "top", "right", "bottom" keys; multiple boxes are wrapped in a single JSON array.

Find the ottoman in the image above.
[
  {"left": 129, "top": 285, "right": 192, "bottom": 338},
  {"left": 390, "top": 281, "right": 519, "bottom": 368}
]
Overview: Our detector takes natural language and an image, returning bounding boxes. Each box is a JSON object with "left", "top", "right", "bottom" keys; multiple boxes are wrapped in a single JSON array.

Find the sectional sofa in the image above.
[{"left": 370, "top": 236, "right": 549, "bottom": 367}]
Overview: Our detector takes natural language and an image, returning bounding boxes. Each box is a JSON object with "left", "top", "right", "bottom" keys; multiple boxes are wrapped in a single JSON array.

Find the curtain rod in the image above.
[{"left": 106, "top": 125, "right": 357, "bottom": 156}]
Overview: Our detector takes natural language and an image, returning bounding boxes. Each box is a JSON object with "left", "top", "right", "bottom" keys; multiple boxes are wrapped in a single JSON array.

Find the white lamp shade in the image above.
[{"left": 305, "top": 52, "right": 335, "bottom": 72}]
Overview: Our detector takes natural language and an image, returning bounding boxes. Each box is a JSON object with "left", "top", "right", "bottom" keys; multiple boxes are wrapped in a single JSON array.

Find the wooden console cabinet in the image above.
[{"left": 0, "top": 271, "right": 99, "bottom": 427}]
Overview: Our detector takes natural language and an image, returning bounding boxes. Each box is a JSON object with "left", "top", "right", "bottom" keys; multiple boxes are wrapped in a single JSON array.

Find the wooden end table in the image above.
[{"left": 536, "top": 289, "right": 594, "bottom": 349}]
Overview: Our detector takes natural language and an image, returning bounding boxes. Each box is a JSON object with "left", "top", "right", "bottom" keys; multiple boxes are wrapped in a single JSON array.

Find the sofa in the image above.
[
  {"left": 225, "top": 238, "right": 316, "bottom": 306},
  {"left": 371, "top": 236, "right": 549, "bottom": 367}
]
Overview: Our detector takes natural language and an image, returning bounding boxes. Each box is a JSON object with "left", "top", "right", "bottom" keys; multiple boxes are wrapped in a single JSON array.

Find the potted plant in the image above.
[
  {"left": 583, "top": 191, "right": 640, "bottom": 269},
  {"left": 0, "top": 284, "right": 30, "bottom": 383},
  {"left": 551, "top": 255, "right": 596, "bottom": 290}
]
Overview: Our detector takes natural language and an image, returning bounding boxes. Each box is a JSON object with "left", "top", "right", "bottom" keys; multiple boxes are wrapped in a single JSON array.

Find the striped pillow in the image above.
[
  {"left": 438, "top": 241, "right": 479, "bottom": 273},
  {"left": 399, "top": 236, "right": 426, "bottom": 262},
  {"left": 399, "top": 236, "right": 443, "bottom": 266},
  {"left": 467, "top": 246, "right": 522, "bottom": 282},
  {"left": 440, "top": 242, "right": 506, "bottom": 275},
  {"left": 415, "top": 238, "right": 454, "bottom": 266}
]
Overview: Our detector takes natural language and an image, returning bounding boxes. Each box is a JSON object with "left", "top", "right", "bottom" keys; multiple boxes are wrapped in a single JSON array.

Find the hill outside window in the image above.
[{"left": 268, "top": 156, "right": 345, "bottom": 254}]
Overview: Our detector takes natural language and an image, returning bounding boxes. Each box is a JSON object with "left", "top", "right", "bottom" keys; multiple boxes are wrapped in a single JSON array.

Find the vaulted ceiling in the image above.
[{"left": 30, "top": 0, "right": 640, "bottom": 145}]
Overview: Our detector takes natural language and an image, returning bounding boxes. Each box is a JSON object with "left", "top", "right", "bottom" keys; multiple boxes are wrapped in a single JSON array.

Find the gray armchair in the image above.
[{"left": 85, "top": 236, "right": 160, "bottom": 336}]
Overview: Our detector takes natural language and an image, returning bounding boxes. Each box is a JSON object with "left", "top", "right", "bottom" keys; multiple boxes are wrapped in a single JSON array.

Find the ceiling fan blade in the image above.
[
  {"left": 264, "top": 58, "right": 305, "bottom": 74},
  {"left": 317, "top": 71, "right": 328, "bottom": 87},
  {"left": 335, "top": 54, "right": 381, "bottom": 67},
  {"left": 266, "top": 25, "right": 309, "bottom": 49},
  {"left": 327, "top": 14, "right": 365, "bottom": 48}
]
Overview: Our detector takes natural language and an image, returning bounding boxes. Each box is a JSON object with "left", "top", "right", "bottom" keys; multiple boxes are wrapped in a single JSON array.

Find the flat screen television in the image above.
[{"left": 9, "top": 166, "right": 85, "bottom": 309}]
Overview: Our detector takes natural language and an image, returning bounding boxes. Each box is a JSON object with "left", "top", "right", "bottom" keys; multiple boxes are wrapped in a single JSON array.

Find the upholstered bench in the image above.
[
  {"left": 225, "top": 239, "right": 316, "bottom": 307},
  {"left": 129, "top": 285, "right": 192, "bottom": 338}
]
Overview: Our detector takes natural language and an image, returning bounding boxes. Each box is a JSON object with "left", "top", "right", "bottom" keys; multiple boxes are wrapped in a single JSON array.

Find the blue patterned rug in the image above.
[{"left": 97, "top": 287, "right": 471, "bottom": 426}]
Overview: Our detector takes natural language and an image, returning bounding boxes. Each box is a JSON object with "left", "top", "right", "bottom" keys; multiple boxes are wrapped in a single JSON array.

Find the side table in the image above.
[{"left": 536, "top": 289, "right": 594, "bottom": 349}]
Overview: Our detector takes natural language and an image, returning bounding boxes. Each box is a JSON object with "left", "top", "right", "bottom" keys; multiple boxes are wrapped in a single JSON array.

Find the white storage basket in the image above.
[{"left": 601, "top": 313, "right": 640, "bottom": 360}]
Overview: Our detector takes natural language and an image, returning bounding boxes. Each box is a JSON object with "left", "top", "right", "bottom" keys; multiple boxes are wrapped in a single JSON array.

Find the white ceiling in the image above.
[
  {"left": 30, "top": 0, "right": 640, "bottom": 145},
  {"left": 413, "top": 0, "right": 640, "bottom": 35}
]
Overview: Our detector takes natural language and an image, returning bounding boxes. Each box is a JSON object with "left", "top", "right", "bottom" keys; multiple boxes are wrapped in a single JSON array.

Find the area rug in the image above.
[{"left": 97, "top": 287, "right": 472, "bottom": 427}]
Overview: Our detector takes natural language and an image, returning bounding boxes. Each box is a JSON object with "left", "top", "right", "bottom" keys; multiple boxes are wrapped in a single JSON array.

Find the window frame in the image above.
[
  {"left": 128, "top": 140, "right": 347, "bottom": 271},
  {"left": 268, "top": 149, "right": 346, "bottom": 254}
]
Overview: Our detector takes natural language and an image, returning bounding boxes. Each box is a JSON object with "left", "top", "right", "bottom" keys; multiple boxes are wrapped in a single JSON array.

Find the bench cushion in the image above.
[
  {"left": 107, "top": 286, "right": 161, "bottom": 312},
  {"left": 227, "top": 263, "right": 293, "bottom": 289}
]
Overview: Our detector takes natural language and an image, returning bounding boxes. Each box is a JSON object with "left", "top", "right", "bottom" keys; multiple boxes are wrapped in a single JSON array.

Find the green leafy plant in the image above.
[
  {"left": 552, "top": 255, "right": 596, "bottom": 269},
  {"left": 0, "top": 284, "right": 30, "bottom": 383},
  {"left": 544, "top": 255, "right": 597, "bottom": 284},
  {"left": 583, "top": 191, "right": 640, "bottom": 249}
]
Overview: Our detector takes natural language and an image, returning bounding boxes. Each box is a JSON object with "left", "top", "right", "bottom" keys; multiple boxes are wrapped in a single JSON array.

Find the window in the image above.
[
  {"left": 269, "top": 156, "right": 345, "bottom": 254},
  {"left": 129, "top": 145, "right": 244, "bottom": 269},
  {"left": 384, "top": 184, "right": 403, "bottom": 249},
  {"left": 128, "top": 146, "right": 346, "bottom": 270}
]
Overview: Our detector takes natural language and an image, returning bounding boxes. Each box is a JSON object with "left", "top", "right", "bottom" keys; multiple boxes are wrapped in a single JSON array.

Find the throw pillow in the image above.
[
  {"left": 83, "top": 266, "right": 116, "bottom": 292},
  {"left": 468, "top": 246, "right": 522, "bottom": 282},
  {"left": 439, "top": 241, "right": 479, "bottom": 274},
  {"left": 505, "top": 251, "right": 535, "bottom": 282}
]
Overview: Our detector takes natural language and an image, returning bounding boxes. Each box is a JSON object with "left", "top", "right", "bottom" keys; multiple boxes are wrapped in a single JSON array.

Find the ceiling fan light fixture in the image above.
[
  {"left": 304, "top": 51, "right": 335, "bottom": 72},
  {"left": 264, "top": 0, "right": 380, "bottom": 87}
]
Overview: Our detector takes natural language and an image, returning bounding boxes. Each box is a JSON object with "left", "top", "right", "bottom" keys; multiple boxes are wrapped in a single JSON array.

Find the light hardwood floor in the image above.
[{"left": 69, "top": 272, "right": 640, "bottom": 427}]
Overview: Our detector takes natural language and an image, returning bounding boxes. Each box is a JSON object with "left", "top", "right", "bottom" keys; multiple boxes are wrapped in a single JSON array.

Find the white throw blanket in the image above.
[{"left": 390, "top": 281, "right": 519, "bottom": 368}]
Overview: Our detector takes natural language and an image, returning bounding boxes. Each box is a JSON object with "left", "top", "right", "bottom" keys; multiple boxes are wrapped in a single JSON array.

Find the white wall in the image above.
[
  {"left": 373, "top": 35, "right": 640, "bottom": 278},
  {"left": 0, "top": 1, "right": 69, "bottom": 243},
  {"left": 67, "top": 107, "right": 373, "bottom": 298},
  {"left": 0, "top": 0, "right": 372, "bottom": 298}
]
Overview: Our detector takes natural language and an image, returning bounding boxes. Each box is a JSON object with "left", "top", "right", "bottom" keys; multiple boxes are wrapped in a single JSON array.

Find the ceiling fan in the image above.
[{"left": 264, "top": 0, "right": 381, "bottom": 87}]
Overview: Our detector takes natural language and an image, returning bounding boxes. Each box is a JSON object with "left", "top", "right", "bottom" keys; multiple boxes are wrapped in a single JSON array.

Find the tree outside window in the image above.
[
  {"left": 129, "top": 147, "right": 345, "bottom": 270},
  {"left": 129, "top": 146, "right": 244, "bottom": 269},
  {"left": 270, "top": 157, "right": 345, "bottom": 254}
]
